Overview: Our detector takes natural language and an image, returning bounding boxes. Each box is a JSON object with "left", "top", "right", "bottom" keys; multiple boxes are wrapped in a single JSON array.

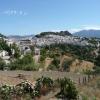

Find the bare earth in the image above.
[{"left": 0, "top": 71, "right": 87, "bottom": 85}]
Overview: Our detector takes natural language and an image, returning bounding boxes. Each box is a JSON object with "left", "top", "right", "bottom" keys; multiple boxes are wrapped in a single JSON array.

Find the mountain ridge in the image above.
[{"left": 73, "top": 29, "right": 100, "bottom": 38}]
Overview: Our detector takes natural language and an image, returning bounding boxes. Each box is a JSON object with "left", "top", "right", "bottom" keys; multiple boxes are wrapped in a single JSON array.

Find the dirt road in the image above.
[{"left": 0, "top": 71, "right": 88, "bottom": 85}]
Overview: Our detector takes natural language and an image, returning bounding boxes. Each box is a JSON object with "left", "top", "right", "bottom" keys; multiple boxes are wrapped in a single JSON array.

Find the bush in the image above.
[
  {"left": 48, "top": 64, "right": 58, "bottom": 70},
  {"left": 52, "top": 57, "right": 60, "bottom": 67},
  {"left": 40, "top": 55, "right": 46, "bottom": 62},
  {"left": 8, "top": 54, "right": 39, "bottom": 71},
  {"left": 0, "top": 77, "right": 78, "bottom": 100},
  {"left": 62, "top": 60, "right": 72, "bottom": 71},
  {"left": 94, "top": 66, "right": 100, "bottom": 74},
  {"left": 22, "top": 63, "right": 40, "bottom": 71},
  {"left": 48, "top": 57, "right": 60, "bottom": 71},
  {"left": 95, "top": 55, "right": 100, "bottom": 66},
  {"left": 0, "top": 58, "right": 6, "bottom": 70},
  {"left": 35, "top": 76, "right": 53, "bottom": 95},
  {"left": 15, "top": 81, "right": 33, "bottom": 95},
  {"left": 56, "top": 78, "right": 78, "bottom": 100},
  {"left": 0, "top": 85, "right": 14, "bottom": 100}
]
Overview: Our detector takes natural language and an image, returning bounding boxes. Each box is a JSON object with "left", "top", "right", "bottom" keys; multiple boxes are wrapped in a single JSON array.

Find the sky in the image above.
[{"left": 0, "top": 0, "right": 100, "bottom": 35}]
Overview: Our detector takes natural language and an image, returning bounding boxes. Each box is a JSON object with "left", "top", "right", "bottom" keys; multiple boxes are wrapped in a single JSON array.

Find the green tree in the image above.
[
  {"left": 0, "top": 39, "right": 12, "bottom": 55},
  {"left": 9, "top": 54, "right": 39, "bottom": 71},
  {"left": 21, "top": 54, "right": 33, "bottom": 65},
  {"left": 30, "top": 45, "right": 35, "bottom": 55},
  {"left": 11, "top": 43, "right": 20, "bottom": 58},
  {"left": 95, "top": 55, "right": 100, "bottom": 66},
  {"left": 52, "top": 57, "right": 60, "bottom": 67},
  {"left": 0, "top": 58, "right": 6, "bottom": 70},
  {"left": 40, "top": 48, "right": 46, "bottom": 61},
  {"left": 62, "top": 60, "right": 72, "bottom": 71}
]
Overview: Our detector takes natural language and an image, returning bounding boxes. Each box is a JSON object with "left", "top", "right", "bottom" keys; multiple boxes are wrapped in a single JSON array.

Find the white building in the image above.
[
  {"left": 0, "top": 50, "right": 10, "bottom": 64},
  {"left": 0, "top": 50, "right": 8, "bottom": 57},
  {"left": 34, "top": 47, "right": 40, "bottom": 55},
  {"left": 5, "top": 39, "right": 14, "bottom": 46}
]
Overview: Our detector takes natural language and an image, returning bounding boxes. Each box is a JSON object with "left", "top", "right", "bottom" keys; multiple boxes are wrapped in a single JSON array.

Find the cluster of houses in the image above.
[
  {"left": 0, "top": 36, "right": 41, "bottom": 65},
  {"left": 0, "top": 33, "right": 100, "bottom": 65},
  {"left": 33, "top": 34, "right": 90, "bottom": 46}
]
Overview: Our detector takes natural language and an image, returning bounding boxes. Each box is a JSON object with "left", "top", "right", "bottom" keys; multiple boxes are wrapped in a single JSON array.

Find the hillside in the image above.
[
  {"left": 39, "top": 43, "right": 96, "bottom": 72},
  {"left": 74, "top": 30, "right": 100, "bottom": 38},
  {"left": 43, "top": 55, "right": 94, "bottom": 73}
]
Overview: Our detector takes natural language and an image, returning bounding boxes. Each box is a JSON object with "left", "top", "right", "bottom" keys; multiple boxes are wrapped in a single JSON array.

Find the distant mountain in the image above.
[
  {"left": 35, "top": 31, "right": 72, "bottom": 38},
  {"left": 8, "top": 35, "right": 23, "bottom": 39},
  {"left": 73, "top": 30, "right": 100, "bottom": 38},
  {"left": 7, "top": 35, "right": 34, "bottom": 40}
]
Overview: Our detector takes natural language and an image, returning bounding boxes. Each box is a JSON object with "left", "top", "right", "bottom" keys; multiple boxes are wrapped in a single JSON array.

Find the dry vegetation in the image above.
[
  {"left": 0, "top": 71, "right": 99, "bottom": 100},
  {"left": 78, "top": 75, "right": 100, "bottom": 100}
]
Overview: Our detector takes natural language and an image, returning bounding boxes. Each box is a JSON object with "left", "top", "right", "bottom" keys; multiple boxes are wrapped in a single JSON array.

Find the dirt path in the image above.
[
  {"left": 40, "top": 89, "right": 60, "bottom": 100},
  {"left": 0, "top": 71, "right": 88, "bottom": 85}
]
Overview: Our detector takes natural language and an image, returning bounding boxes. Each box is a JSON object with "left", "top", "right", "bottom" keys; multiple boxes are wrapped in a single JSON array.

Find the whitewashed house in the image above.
[
  {"left": 4, "top": 38, "right": 14, "bottom": 46},
  {"left": 34, "top": 47, "right": 40, "bottom": 55},
  {"left": 24, "top": 48, "right": 31, "bottom": 55},
  {"left": 0, "top": 50, "right": 8, "bottom": 57},
  {"left": 0, "top": 50, "right": 10, "bottom": 64}
]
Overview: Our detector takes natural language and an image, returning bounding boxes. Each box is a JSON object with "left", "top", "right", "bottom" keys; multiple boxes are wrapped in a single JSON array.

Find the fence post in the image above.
[{"left": 78, "top": 77, "right": 81, "bottom": 85}]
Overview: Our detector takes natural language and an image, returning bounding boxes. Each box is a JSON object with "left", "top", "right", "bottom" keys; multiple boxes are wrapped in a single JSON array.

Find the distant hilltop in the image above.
[{"left": 35, "top": 31, "right": 72, "bottom": 38}]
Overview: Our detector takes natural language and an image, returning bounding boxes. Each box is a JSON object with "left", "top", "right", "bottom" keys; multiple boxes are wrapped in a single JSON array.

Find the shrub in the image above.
[
  {"left": 15, "top": 81, "right": 33, "bottom": 96},
  {"left": 0, "top": 85, "right": 14, "bottom": 100},
  {"left": 48, "top": 64, "right": 58, "bottom": 70},
  {"left": 0, "top": 76, "right": 79, "bottom": 100},
  {"left": 94, "top": 66, "right": 100, "bottom": 74},
  {"left": 8, "top": 54, "right": 39, "bottom": 71},
  {"left": 0, "top": 58, "right": 6, "bottom": 70},
  {"left": 35, "top": 76, "right": 53, "bottom": 95},
  {"left": 0, "top": 78, "right": 53, "bottom": 99},
  {"left": 56, "top": 78, "right": 78, "bottom": 100},
  {"left": 62, "top": 60, "right": 72, "bottom": 71},
  {"left": 48, "top": 57, "right": 60, "bottom": 70}
]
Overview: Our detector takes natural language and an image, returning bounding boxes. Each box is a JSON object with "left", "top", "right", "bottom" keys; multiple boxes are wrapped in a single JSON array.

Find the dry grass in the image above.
[
  {"left": 0, "top": 71, "right": 99, "bottom": 100},
  {"left": 78, "top": 75, "right": 100, "bottom": 100}
]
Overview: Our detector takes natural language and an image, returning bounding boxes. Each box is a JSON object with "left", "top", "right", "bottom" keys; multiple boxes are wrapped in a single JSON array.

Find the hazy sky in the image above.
[{"left": 0, "top": 0, "right": 100, "bottom": 35}]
